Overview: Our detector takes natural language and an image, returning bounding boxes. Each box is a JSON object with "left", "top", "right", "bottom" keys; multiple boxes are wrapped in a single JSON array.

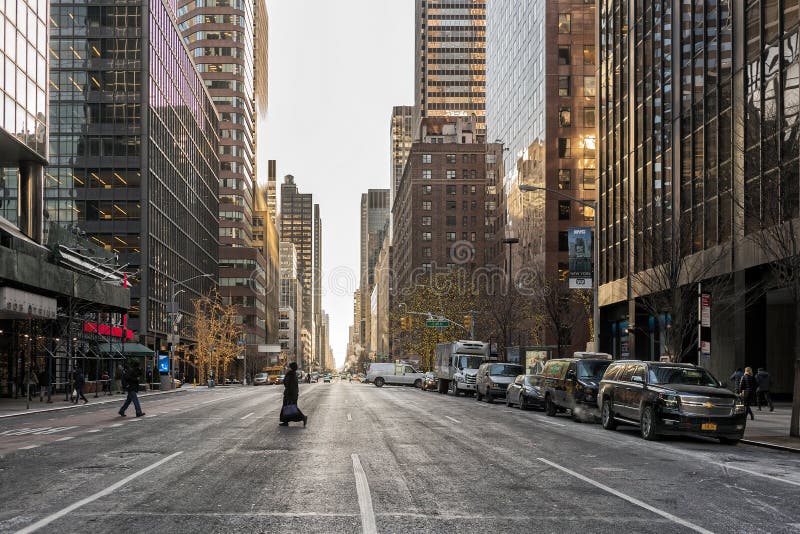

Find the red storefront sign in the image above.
[{"left": 83, "top": 322, "right": 134, "bottom": 340}]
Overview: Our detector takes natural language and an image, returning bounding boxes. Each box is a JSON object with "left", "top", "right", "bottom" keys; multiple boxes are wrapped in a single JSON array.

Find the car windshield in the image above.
[
  {"left": 490, "top": 364, "right": 523, "bottom": 376},
  {"left": 577, "top": 361, "right": 611, "bottom": 379},
  {"left": 457, "top": 356, "right": 484, "bottom": 369},
  {"left": 523, "top": 376, "right": 538, "bottom": 386},
  {"left": 648, "top": 367, "right": 719, "bottom": 387}
]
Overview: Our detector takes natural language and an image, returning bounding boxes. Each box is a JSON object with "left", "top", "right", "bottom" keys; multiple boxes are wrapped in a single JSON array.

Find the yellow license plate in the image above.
[{"left": 701, "top": 423, "right": 717, "bottom": 431}]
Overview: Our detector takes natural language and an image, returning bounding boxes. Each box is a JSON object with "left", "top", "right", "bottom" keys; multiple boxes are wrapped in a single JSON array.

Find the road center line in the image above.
[
  {"left": 240, "top": 412, "right": 255, "bottom": 420},
  {"left": 15, "top": 451, "right": 184, "bottom": 534},
  {"left": 351, "top": 454, "right": 377, "bottom": 534},
  {"left": 537, "top": 457, "right": 713, "bottom": 534},
  {"left": 445, "top": 416, "right": 460, "bottom": 423},
  {"left": 55, "top": 436, "right": 74, "bottom": 442}
]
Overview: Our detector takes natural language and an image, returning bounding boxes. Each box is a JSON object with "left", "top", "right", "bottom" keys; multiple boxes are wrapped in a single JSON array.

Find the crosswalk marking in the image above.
[{"left": 0, "top": 426, "right": 78, "bottom": 436}]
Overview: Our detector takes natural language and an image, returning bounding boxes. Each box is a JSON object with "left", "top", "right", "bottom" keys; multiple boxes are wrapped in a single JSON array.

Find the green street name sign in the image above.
[{"left": 426, "top": 320, "right": 450, "bottom": 327}]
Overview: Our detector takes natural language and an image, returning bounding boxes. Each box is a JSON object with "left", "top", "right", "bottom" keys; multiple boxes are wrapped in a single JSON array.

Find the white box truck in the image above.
[{"left": 435, "top": 340, "right": 490, "bottom": 396}]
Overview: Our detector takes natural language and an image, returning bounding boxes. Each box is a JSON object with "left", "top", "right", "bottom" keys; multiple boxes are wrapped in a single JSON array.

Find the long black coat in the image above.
[
  {"left": 283, "top": 370, "right": 299, "bottom": 405},
  {"left": 739, "top": 373, "right": 757, "bottom": 403}
]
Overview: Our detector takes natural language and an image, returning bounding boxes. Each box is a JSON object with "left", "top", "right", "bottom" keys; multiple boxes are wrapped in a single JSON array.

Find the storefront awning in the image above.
[{"left": 98, "top": 343, "right": 154, "bottom": 356}]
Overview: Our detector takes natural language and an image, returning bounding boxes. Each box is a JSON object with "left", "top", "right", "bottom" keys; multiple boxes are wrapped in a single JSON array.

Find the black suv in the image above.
[
  {"left": 540, "top": 356, "right": 613, "bottom": 421},
  {"left": 597, "top": 361, "right": 746, "bottom": 444}
]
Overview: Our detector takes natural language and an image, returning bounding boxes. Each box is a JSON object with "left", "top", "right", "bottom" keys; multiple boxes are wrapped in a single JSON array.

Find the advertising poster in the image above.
[
  {"left": 568, "top": 227, "right": 593, "bottom": 289},
  {"left": 158, "top": 353, "right": 169, "bottom": 374}
]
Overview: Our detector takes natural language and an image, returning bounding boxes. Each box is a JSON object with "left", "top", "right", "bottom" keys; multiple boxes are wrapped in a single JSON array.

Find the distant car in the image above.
[
  {"left": 311, "top": 372, "right": 320, "bottom": 383},
  {"left": 541, "top": 355, "right": 613, "bottom": 421},
  {"left": 323, "top": 374, "right": 332, "bottom": 383},
  {"left": 598, "top": 361, "right": 746, "bottom": 444},
  {"left": 276, "top": 374, "right": 286, "bottom": 385},
  {"left": 505, "top": 374, "right": 545, "bottom": 410},
  {"left": 253, "top": 373, "right": 271, "bottom": 386},
  {"left": 475, "top": 362, "right": 524, "bottom": 403},
  {"left": 422, "top": 372, "right": 437, "bottom": 391}
]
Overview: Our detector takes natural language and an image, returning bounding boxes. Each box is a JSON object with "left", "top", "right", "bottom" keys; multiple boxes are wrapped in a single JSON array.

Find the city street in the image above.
[{"left": 0, "top": 381, "right": 799, "bottom": 533}]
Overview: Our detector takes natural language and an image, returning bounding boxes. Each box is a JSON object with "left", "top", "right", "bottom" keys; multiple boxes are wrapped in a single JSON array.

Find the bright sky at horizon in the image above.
[{"left": 262, "top": 1, "right": 414, "bottom": 368}]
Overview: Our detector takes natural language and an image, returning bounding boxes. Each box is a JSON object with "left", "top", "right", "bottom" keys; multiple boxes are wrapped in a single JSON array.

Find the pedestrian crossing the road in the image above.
[{"left": 0, "top": 426, "right": 78, "bottom": 436}]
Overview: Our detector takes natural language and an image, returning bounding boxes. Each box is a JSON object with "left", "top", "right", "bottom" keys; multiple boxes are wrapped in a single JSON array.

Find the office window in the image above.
[
  {"left": 462, "top": 232, "right": 469, "bottom": 240},
  {"left": 422, "top": 169, "right": 432, "bottom": 180},
  {"left": 446, "top": 169, "right": 456, "bottom": 180},
  {"left": 422, "top": 201, "right": 432, "bottom": 210},
  {"left": 446, "top": 216, "right": 456, "bottom": 226},
  {"left": 471, "top": 200, "right": 477, "bottom": 209},
  {"left": 559, "top": 138, "right": 571, "bottom": 158},
  {"left": 584, "top": 107, "right": 596, "bottom": 127},
  {"left": 583, "top": 45, "right": 595, "bottom": 65},
  {"left": 462, "top": 200, "right": 468, "bottom": 210},
  {"left": 558, "top": 231, "right": 569, "bottom": 251},
  {"left": 559, "top": 106, "right": 571, "bottom": 127},
  {"left": 447, "top": 200, "right": 457, "bottom": 209},
  {"left": 558, "top": 46, "right": 570, "bottom": 65},
  {"left": 422, "top": 154, "right": 431, "bottom": 164},
  {"left": 471, "top": 232, "right": 476, "bottom": 241},
  {"left": 446, "top": 232, "right": 456, "bottom": 241},
  {"left": 422, "top": 232, "right": 432, "bottom": 241},
  {"left": 558, "top": 13, "right": 571, "bottom": 33},
  {"left": 447, "top": 185, "right": 456, "bottom": 195},
  {"left": 462, "top": 185, "right": 469, "bottom": 194},
  {"left": 583, "top": 168, "right": 596, "bottom": 189},
  {"left": 422, "top": 263, "right": 432, "bottom": 272},
  {"left": 470, "top": 185, "right": 477, "bottom": 194},
  {"left": 584, "top": 76, "right": 596, "bottom": 97},
  {"left": 462, "top": 169, "right": 470, "bottom": 179},
  {"left": 446, "top": 154, "right": 456, "bottom": 164},
  {"left": 462, "top": 215, "right": 469, "bottom": 225},
  {"left": 422, "top": 216, "right": 432, "bottom": 226},
  {"left": 558, "top": 76, "right": 571, "bottom": 96},
  {"left": 423, "top": 247, "right": 432, "bottom": 258},
  {"left": 582, "top": 205, "right": 595, "bottom": 222},
  {"left": 422, "top": 185, "right": 432, "bottom": 194},
  {"left": 558, "top": 169, "right": 572, "bottom": 190},
  {"left": 558, "top": 201, "right": 571, "bottom": 220},
  {"left": 584, "top": 136, "right": 596, "bottom": 158}
]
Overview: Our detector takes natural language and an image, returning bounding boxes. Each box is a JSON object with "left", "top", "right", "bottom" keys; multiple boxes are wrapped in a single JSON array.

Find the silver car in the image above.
[{"left": 475, "top": 362, "right": 524, "bottom": 403}]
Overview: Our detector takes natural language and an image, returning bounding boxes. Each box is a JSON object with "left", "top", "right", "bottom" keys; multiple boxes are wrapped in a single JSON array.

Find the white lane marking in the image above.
[
  {"left": 18, "top": 445, "right": 39, "bottom": 450},
  {"left": 87, "top": 430, "right": 101, "bottom": 433},
  {"left": 445, "top": 416, "right": 460, "bottom": 424},
  {"left": 110, "top": 424, "right": 123, "bottom": 427},
  {"left": 240, "top": 412, "right": 255, "bottom": 420},
  {"left": 718, "top": 462, "right": 800, "bottom": 488},
  {"left": 351, "top": 454, "right": 377, "bottom": 534},
  {"left": 56, "top": 436, "right": 75, "bottom": 442},
  {"left": 537, "top": 457, "right": 714, "bottom": 534},
  {"left": 532, "top": 417, "right": 566, "bottom": 427},
  {"left": 347, "top": 413, "right": 352, "bottom": 422},
  {"left": 15, "top": 451, "right": 183, "bottom": 534}
]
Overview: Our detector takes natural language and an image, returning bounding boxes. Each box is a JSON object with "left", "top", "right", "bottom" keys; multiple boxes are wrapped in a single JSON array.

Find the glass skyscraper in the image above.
[{"left": 47, "top": 0, "right": 220, "bottom": 345}]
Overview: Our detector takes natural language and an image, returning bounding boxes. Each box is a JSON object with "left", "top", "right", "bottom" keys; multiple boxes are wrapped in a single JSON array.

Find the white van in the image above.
[{"left": 366, "top": 362, "right": 424, "bottom": 388}]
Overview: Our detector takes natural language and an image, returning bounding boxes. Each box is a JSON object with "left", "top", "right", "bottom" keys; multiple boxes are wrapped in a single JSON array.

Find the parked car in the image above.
[
  {"left": 598, "top": 361, "right": 746, "bottom": 444},
  {"left": 311, "top": 372, "right": 320, "bottom": 383},
  {"left": 422, "top": 372, "right": 438, "bottom": 391},
  {"left": 253, "top": 373, "right": 271, "bottom": 386},
  {"left": 505, "top": 374, "right": 545, "bottom": 410},
  {"left": 541, "top": 355, "right": 613, "bottom": 421},
  {"left": 275, "top": 374, "right": 286, "bottom": 385},
  {"left": 366, "top": 363, "right": 425, "bottom": 388},
  {"left": 475, "top": 362, "right": 524, "bottom": 403}
]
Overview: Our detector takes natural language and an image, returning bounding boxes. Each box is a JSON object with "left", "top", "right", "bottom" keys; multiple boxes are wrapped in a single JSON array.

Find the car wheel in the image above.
[
  {"left": 519, "top": 395, "right": 526, "bottom": 410},
  {"left": 505, "top": 395, "right": 511, "bottom": 407},
  {"left": 475, "top": 388, "right": 483, "bottom": 402},
  {"left": 719, "top": 437, "right": 740, "bottom": 445},
  {"left": 414, "top": 379, "right": 422, "bottom": 388},
  {"left": 545, "top": 395, "right": 557, "bottom": 417},
  {"left": 601, "top": 399, "right": 617, "bottom": 430},
  {"left": 640, "top": 405, "right": 658, "bottom": 441},
  {"left": 374, "top": 377, "right": 385, "bottom": 388}
]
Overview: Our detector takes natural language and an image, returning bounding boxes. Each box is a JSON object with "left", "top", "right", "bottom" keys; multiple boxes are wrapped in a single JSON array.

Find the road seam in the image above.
[
  {"left": 14, "top": 451, "right": 184, "bottom": 534},
  {"left": 351, "top": 454, "right": 377, "bottom": 534},
  {"left": 537, "top": 457, "right": 714, "bottom": 534}
]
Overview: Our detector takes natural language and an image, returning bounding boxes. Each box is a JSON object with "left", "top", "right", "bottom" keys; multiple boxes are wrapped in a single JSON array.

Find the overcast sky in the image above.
[{"left": 262, "top": 1, "right": 414, "bottom": 367}]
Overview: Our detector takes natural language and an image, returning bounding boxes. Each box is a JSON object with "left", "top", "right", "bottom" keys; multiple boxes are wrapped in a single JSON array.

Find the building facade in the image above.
[
  {"left": 252, "top": 182, "right": 280, "bottom": 347},
  {"left": 47, "top": 0, "right": 220, "bottom": 350},
  {"left": 414, "top": 0, "right": 487, "bottom": 135},
  {"left": 597, "top": 0, "right": 798, "bottom": 396},
  {"left": 313, "top": 203, "right": 322, "bottom": 366},
  {"left": 279, "top": 241, "right": 303, "bottom": 368},
  {"left": 392, "top": 117, "right": 496, "bottom": 291},
  {"left": 390, "top": 106, "right": 414, "bottom": 211},
  {"left": 177, "top": 0, "right": 269, "bottom": 364},
  {"left": 359, "top": 190, "right": 390, "bottom": 350}
]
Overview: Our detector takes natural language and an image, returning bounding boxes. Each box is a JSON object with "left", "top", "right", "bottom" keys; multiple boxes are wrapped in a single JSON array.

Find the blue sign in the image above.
[{"left": 158, "top": 353, "right": 169, "bottom": 373}]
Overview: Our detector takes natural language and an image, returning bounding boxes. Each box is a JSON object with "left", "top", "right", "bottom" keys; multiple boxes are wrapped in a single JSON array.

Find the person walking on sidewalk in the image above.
[
  {"left": 72, "top": 367, "right": 88, "bottom": 404},
  {"left": 279, "top": 362, "right": 307, "bottom": 427},
  {"left": 755, "top": 367, "right": 774, "bottom": 412},
  {"left": 119, "top": 363, "right": 145, "bottom": 417},
  {"left": 24, "top": 366, "right": 38, "bottom": 401},
  {"left": 37, "top": 367, "right": 47, "bottom": 402},
  {"left": 101, "top": 370, "right": 110, "bottom": 395},
  {"left": 738, "top": 367, "right": 757, "bottom": 420}
]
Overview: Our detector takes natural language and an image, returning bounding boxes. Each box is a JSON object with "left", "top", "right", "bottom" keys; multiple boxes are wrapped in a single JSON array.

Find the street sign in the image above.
[
  {"left": 258, "top": 344, "right": 281, "bottom": 353},
  {"left": 426, "top": 320, "right": 450, "bottom": 327}
]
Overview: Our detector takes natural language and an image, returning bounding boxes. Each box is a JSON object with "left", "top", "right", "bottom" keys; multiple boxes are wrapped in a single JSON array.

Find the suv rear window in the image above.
[{"left": 577, "top": 360, "right": 611, "bottom": 379}]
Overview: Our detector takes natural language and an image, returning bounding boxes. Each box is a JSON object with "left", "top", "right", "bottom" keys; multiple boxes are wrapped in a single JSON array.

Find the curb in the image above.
[
  {"left": 0, "top": 388, "right": 190, "bottom": 419},
  {"left": 740, "top": 439, "right": 800, "bottom": 453}
]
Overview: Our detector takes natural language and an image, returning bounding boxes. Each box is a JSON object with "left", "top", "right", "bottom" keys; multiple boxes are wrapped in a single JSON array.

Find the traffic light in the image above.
[
  {"left": 400, "top": 316, "right": 412, "bottom": 331},
  {"left": 463, "top": 315, "right": 472, "bottom": 330}
]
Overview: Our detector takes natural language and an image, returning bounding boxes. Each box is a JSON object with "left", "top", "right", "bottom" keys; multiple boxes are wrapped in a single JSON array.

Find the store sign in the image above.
[
  {"left": 83, "top": 322, "right": 134, "bottom": 340},
  {"left": 568, "top": 227, "right": 593, "bottom": 289},
  {"left": 0, "top": 288, "right": 57, "bottom": 319}
]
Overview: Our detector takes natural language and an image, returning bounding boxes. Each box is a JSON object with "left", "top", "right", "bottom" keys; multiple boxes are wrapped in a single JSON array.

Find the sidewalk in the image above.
[
  {"left": 0, "top": 387, "right": 193, "bottom": 419},
  {"left": 742, "top": 402, "right": 800, "bottom": 452}
]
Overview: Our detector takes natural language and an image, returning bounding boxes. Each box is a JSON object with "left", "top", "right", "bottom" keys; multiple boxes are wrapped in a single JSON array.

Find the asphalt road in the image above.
[{"left": 0, "top": 381, "right": 799, "bottom": 534}]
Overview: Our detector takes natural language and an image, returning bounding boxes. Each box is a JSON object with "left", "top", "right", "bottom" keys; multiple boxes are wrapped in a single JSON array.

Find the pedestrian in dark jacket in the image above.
[
  {"left": 280, "top": 362, "right": 307, "bottom": 427},
  {"left": 119, "top": 364, "right": 145, "bottom": 417},
  {"left": 73, "top": 367, "right": 88, "bottom": 404},
  {"left": 729, "top": 368, "right": 743, "bottom": 392},
  {"left": 738, "top": 367, "right": 756, "bottom": 420},
  {"left": 755, "top": 368, "right": 774, "bottom": 412}
]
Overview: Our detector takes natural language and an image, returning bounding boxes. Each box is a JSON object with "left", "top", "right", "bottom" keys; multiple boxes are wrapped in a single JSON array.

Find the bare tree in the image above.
[{"left": 529, "top": 271, "right": 587, "bottom": 358}]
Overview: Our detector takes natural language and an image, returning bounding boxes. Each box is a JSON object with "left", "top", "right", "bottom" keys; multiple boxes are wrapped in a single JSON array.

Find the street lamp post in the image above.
[
  {"left": 169, "top": 273, "right": 214, "bottom": 389},
  {"left": 518, "top": 184, "right": 599, "bottom": 351}
]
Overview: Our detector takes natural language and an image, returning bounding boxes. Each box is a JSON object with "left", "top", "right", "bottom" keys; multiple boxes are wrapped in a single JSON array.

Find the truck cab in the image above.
[{"left": 435, "top": 341, "right": 489, "bottom": 396}]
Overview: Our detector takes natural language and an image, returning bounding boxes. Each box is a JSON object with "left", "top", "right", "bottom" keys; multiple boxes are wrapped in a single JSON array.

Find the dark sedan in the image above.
[{"left": 505, "top": 374, "right": 545, "bottom": 410}]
